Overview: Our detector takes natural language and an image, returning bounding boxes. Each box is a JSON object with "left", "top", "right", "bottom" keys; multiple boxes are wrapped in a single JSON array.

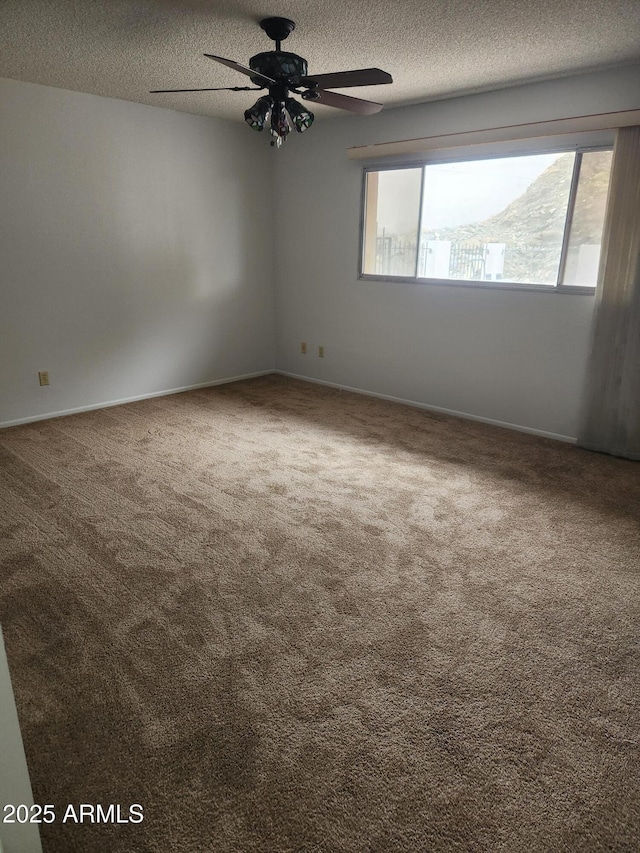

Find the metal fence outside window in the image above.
[{"left": 375, "top": 235, "right": 557, "bottom": 282}]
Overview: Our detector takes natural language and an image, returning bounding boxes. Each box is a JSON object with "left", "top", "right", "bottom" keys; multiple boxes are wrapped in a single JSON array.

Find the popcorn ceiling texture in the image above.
[
  {"left": 0, "top": 375, "right": 639, "bottom": 852},
  {"left": 1, "top": 0, "right": 640, "bottom": 121}
]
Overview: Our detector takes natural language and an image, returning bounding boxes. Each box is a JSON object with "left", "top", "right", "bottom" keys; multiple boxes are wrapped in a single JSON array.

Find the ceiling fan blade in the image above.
[
  {"left": 204, "top": 53, "right": 275, "bottom": 86},
  {"left": 306, "top": 89, "right": 384, "bottom": 115},
  {"left": 150, "top": 86, "right": 261, "bottom": 93},
  {"left": 299, "top": 68, "right": 393, "bottom": 89}
]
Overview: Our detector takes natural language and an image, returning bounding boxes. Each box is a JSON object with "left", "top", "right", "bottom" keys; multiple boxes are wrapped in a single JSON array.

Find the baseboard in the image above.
[
  {"left": 0, "top": 370, "right": 275, "bottom": 429},
  {"left": 275, "top": 371, "right": 577, "bottom": 444},
  {"left": 2, "top": 369, "right": 579, "bottom": 445}
]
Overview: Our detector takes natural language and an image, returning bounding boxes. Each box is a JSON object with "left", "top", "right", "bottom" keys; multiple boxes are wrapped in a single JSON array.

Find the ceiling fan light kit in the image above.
[
  {"left": 151, "top": 17, "right": 393, "bottom": 148},
  {"left": 285, "top": 98, "right": 315, "bottom": 132}
]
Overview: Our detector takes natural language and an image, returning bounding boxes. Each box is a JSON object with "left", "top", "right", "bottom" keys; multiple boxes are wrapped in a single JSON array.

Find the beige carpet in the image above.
[{"left": 0, "top": 375, "right": 638, "bottom": 852}]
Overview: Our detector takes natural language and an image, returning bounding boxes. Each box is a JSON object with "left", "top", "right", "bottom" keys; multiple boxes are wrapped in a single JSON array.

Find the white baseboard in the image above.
[
  {"left": 2, "top": 368, "right": 578, "bottom": 444},
  {"left": 275, "top": 371, "right": 577, "bottom": 444},
  {"left": 0, "top": 370, "right": 274, "bottom": 429}
]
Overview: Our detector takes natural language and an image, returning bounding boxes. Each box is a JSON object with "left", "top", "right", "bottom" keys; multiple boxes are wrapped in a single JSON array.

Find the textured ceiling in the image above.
[{"left": 1, "top": 0, "right": 640, "bottom": 122}]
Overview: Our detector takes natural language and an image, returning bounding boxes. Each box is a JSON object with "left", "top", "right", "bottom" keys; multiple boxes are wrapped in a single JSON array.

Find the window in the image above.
[{"left": 360, "top": 147, "right": 613, "bottom": 289}]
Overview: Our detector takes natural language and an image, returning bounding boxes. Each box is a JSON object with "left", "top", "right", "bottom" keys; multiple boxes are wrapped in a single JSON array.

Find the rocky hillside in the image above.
[{"left": 423, "top": 150, "right": 612, "bottom": 283}]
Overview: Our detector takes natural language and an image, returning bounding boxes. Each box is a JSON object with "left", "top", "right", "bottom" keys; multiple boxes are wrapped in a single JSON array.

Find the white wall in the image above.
[
  {"left": 3, "top": 65, "right": 640, "bottom": 437},
  {"left": 0, "top": 629, "right": 42, "bottom": 852},
  {"left": 273, "top": 64, "right": 640, "bottom": 439},
  {"left": 0, "top": 77, "right": 274, "bottom": 426}
]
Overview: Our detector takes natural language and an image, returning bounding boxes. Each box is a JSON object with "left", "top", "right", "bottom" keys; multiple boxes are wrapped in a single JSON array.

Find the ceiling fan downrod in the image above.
[{"left": 259, "top": 17, "right": 296, "bottom": 52}]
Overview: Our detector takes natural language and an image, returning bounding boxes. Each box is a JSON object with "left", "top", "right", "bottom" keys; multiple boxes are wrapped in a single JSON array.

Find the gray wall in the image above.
[
  {"left": 273, "top": 64, "right": 640, "bottom": 439},
  {"left": 3, "top": 65, "right": 640, "bottom": 437},
  {"left": 0, "top": 77, "right": 275, "bottom": 426}
]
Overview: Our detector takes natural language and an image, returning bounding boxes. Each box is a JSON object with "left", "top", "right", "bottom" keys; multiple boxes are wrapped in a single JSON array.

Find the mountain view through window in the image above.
[{"left": 362, "top": 149, "right": 613, "bottom": 287}]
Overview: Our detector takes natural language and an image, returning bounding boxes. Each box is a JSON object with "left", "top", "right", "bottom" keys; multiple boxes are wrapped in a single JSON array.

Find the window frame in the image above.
[{"left": 358, "top": 142, "right": 613, "bottom": 294}]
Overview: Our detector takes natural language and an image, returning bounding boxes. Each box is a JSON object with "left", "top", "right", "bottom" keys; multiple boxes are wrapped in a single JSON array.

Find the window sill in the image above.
[{"left": 357, "top": 274, "right": 597, "bottom": 294}]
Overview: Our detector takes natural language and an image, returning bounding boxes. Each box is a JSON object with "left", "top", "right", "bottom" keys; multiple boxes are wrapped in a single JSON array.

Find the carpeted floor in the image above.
[{"left": 0, "top": 375, "right": 638, "bottom": 852}]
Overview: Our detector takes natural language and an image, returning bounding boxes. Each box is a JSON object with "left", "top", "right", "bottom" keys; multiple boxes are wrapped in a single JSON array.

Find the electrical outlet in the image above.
[
  {"left": 38, "top": 371, "right": 49, "bottom": 386},
  {"left": 301, "top": 342, "right": 307, "bottom": 354},
  {"left": 318, "top": 346, "right": 325, "bottom": 358}
]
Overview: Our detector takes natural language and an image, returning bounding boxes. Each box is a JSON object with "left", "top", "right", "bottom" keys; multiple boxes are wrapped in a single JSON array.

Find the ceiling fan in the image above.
[{"left": 150, "top": 17, "right": 393, "bottom": 147}]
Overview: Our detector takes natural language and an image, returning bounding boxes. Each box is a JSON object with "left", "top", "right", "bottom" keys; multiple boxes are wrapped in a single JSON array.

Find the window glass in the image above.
[
  {"left": 418, "top": 153, "right": 574, "bottom": 285},
  {"left": 362, "top": 168, "right": 422, "bottom": 277},
  {"left": 361, "top": 145, "right": 612, "bottom": 289},
  {"left": 561, "top": 150, "right": 613, "bottom": 286}
]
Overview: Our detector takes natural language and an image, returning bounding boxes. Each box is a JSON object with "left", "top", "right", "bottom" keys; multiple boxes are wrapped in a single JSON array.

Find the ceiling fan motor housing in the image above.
[{"left": 249, "top": 51, "right": 308, "bottom": 86}]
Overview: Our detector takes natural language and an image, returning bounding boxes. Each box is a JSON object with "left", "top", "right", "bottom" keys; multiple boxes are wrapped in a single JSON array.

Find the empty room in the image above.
[{"left": 1, "top": 1, "right": 639, "bottom": 851}]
